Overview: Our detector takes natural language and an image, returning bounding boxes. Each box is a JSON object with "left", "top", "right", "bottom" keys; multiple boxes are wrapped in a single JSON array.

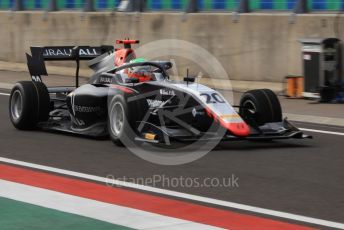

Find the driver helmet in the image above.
[{"left": 127, "top": 58, "right": 153, "bottom": 82}]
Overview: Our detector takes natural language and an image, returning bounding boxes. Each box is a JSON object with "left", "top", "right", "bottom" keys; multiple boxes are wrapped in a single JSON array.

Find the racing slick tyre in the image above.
[
  {"left": 108, "top": 95, "right": 128, "bottom": 146},
  {"left": 239, "top": 89, "right": 282, "bottom": 126},
  {"left": 108, "top": 93, "right": 149, "bottom": 147},
  {"left": 108, "top": 94, "right": 137, "bottom": 146},
  {"left": 9, "top": 81, "right": 50, "bottom": 130}
]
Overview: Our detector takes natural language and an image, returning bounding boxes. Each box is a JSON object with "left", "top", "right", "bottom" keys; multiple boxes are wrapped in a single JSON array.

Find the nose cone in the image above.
[{"left": 222, "top": 122, "right": 250, "bottom": 137}]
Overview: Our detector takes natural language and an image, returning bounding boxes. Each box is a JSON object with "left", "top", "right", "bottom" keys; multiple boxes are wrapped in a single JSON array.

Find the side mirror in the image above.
[
  {"left": 184, "top": 68, "right": 195, "bottom": 83},
  {"left": 183, "top": 77, "right": 195, "bottom": 83}
]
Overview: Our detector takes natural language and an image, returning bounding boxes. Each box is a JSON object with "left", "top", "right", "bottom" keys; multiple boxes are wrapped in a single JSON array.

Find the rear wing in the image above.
[{"left": 26, "top": 45, "right": 113, "bottom": 87}]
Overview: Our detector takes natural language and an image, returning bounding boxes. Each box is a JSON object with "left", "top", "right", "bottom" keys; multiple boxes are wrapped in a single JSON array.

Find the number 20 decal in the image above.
[{"left": 200, "top": 92, "right": 225, "bottom": 104}]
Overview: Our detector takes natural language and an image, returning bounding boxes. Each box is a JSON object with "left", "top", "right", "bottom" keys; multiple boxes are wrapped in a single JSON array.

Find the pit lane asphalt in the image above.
[{"left": 0, "top": 92, "right": 344, "bottom": 228}]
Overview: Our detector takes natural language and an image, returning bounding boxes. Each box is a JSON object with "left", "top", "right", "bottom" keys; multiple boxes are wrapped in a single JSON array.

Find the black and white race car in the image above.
[{"left": 9, "top": 39, "right": 311, "bottom": 146}]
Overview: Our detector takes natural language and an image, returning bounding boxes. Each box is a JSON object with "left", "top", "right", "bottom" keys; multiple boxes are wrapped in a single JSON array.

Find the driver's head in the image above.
[{"left": 127, "top": 58, "right": 153, "bottom": 82}]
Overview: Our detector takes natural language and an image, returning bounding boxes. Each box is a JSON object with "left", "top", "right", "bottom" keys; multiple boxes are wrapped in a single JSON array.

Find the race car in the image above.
[{"left": 9, "top": 39, "right": 311, "bottom": 146}]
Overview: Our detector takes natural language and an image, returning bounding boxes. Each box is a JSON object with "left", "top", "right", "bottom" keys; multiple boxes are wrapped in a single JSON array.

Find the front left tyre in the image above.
[
  {"left": 108, "top": 94, "right": 131, "bottom": 146},
  {"left": 108, "top": 93, "right": 149, "bottom": 147},
  {"left": 9, "top": 81, "right": 50, "bottom": 130}
]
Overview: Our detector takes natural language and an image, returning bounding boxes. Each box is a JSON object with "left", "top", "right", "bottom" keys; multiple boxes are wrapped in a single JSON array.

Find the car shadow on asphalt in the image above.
[
  {"left": 133, "top": 140, "right": 312, "bottom": 154},
  {"left": 213, "top": 140, "right": 311, "bottom": 151}
]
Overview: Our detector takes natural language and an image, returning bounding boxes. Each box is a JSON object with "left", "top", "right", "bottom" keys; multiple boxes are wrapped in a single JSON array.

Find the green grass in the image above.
[{"left": 0, "top": 197, "right": 134, "bottom": 230}]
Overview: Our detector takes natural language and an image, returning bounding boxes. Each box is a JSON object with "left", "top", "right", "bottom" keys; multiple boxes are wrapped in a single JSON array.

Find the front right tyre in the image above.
[{"left": 239, "top": 89, "right": 282, "bottom": 126}]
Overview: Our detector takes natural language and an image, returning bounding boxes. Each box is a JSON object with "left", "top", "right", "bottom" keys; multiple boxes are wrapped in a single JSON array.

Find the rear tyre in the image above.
[
  {"left": 9, "top": 81, "right": 50, "bottom": 130},
  {"left": 239, "top": 89, "right": 282, "bottom": 126}
]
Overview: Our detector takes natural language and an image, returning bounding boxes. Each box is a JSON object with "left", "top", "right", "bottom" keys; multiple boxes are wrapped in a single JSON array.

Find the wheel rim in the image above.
[
  {"left": 10, "top": 90, "right": 23, "bottom": 121},
  {"left": 111, "top": 102, "right": 125, "bottom": 136},
  {"left": 243, "top": 100, "right": 257, "bottom": 115}
]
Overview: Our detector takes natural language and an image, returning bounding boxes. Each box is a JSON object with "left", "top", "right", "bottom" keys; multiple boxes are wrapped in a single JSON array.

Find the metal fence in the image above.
[
  {"left": 149, "top": 0, "right": 343, "bottom": 10},
  {"left": 0, "top": 0, "right": 121, "bottom": 9},
  {"left": 0, "top": 0, "right": 343, "bottom": 11}
]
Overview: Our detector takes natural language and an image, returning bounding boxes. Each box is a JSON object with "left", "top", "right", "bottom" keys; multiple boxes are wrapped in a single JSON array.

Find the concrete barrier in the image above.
[{"left": 0, "top": 11, "right": 343, "bottom": 82}]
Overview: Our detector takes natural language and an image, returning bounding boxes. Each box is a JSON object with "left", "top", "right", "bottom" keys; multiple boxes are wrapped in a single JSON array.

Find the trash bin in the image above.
[
  {"left": 285, "top": 75, "right": 304, "bottom": 98},
  {"left": 299, "top": 38, "right": 342, "bottom": 100}
]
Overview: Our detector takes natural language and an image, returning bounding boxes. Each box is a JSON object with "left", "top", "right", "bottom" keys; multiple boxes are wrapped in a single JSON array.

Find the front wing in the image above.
[{"left": 135, "top": 119, "right": 312, "bottom": 144}]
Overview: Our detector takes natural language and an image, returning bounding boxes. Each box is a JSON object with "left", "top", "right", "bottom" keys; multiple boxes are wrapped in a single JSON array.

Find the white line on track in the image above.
[
  {"left": 0, "top": 180, "right": 220, "bottom": 230},
  {"left": 300, "top": 128, "right": 344, "bottom": 136},
  {"left": 0, "top": 92, "right": 10, "bottom": 96},
  {"left": 0, "top": 157, "right": 344, "bottom": 229}
]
